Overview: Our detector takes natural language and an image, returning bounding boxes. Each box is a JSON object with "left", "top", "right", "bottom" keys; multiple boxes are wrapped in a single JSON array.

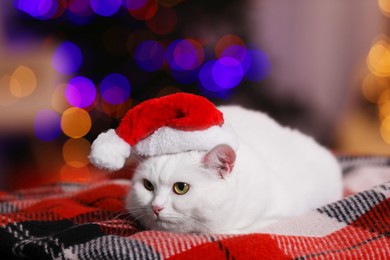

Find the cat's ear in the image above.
[{"left": 202, "top": 144, "right": 236, "bottom": 178}]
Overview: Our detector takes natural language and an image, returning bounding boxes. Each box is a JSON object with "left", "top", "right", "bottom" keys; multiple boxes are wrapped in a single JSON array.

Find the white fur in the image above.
[
  {"left": 126, "top": 106, "right": 343, "bottom": 234},
  {"left": 134, "top": 124, "right": 238, "bottom": 156},
  {"left": 89, "top": 129, "right": 131, "bottom": 171}
]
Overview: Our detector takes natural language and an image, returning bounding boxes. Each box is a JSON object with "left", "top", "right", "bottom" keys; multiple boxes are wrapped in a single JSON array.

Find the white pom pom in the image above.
[{"left": 89, "top": 129, "right": 131, "bottom": 171}]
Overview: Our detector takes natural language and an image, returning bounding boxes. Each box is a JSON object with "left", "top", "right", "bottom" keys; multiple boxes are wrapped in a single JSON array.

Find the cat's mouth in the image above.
[{"left": 153, "top": 218, "right": 178, "bottom": 231}]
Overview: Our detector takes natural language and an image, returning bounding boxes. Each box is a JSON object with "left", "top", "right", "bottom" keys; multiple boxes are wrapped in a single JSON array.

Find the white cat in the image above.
[{"left": 126, "top": 106, "right": 343, "bottom": 234}]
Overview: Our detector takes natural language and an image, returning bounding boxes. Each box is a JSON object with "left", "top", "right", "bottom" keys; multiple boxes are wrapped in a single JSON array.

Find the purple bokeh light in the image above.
[
  {"left": 16, "top": 0, "right": 58, "bottom": 20},
  {"left": 52, "top": 41, "right": 83, "bottom": 74},
  {"left": 245, "top": 50, "right": 271, "bottom": 82},
  {"left": 199, "top": 58, "right": 244, "bottom": 92},
  {"left": 90, "top": 0, "right": 121, "bottom": 16},
  {"left": 123, "top": 0, "right": 147, "bottom": 10},
  {"left": 199, "top": 60, "right": 221, "bottom": 92},
  {"left": 165, "top": 40, "right": 181, "bottom": 71},
  {"left": 212, "top": 57, "right": 244, "bottom": 89},
  {"left": 65, "top": 76, "right": 96, "bottom": 108},
  {"left": 221, "top": 45, "right": 252, "bottom": 74},
  {"left": 166, "top": 39, "right": 204, "bottom": 71},
  {"left": 173, "top": 40, "right": 201, "bottom": 70},
  {"left": 69, "top": 0, "right": 93, "bottom": 16},
  {"left": 134, "top": 40, "right": 165, "bottom": 72},
  {"left": 34, "top": 109, "right": 62, "bottom": 142},
  {"left": 100, "top": 73, "right": 131, "bottom": 105}
]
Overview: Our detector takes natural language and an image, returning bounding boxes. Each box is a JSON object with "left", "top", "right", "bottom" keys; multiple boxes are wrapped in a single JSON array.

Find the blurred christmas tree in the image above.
[{"left": 0, "top": 0, "right": 272, "bottom": 189}]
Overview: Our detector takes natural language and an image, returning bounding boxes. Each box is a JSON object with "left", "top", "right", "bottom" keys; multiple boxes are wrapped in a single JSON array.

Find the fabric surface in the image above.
[{"left": 0, "top": 156, "right": 389, "bottom": 259}]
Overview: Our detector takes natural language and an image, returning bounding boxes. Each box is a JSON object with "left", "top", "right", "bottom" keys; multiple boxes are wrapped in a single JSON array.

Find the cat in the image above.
[{"left": 126, "top": 106, "right": 343, "bottom": 234}]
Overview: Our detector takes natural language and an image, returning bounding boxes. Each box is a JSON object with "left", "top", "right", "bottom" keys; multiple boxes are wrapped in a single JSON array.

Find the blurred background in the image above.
[{"left": 0, "top": 0, "right": 389, "bottom": 190}]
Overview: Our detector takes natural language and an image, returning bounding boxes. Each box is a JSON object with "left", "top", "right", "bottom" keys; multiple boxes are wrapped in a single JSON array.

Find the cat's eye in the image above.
[
  {"left": 143, "top": 179, "right": 154, "bottom": 191},
  {"left": 173, "top": 182, "right": 190, "bottom": 195}
]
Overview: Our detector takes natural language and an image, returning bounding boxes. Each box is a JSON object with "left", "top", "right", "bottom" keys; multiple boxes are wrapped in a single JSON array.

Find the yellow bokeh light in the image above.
[
  {"left": 379, "top": 0, "right": 390, "bottom": 17},
  {"left": 0, "top": 74, "right": 18, "bottom": 106},
  {"left": 367, "top": 40, "right": 390, "bottom": 78},
  {"left": 10, "top": 65, "right": 37, "bottom": 97},
  {"left": 63, "top": 138, "right": 91, "bottom": 168},
  {"left": 61, "top": 107, "right": 91, "bottom": 138},
  {"left": 380, "top": 115, "right": 390, "bottom": 144},
  {"left": 51, "top": 83, "right": 70, "bottom": 113},
  {"left": 378, "top": 89, "right": 390, "bottom": 104},
  {"left": 361, "top": 74, "right": 390, "bottom": 103},
  {"left": 379, "top": 101, "right": 390, "bottom": 120}
]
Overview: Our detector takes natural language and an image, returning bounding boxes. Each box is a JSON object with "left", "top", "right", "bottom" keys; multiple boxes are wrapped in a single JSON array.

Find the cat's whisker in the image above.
[
  {"left": 158, "top": 212, "right": 210, "bottom": 233},
  {"left": 114, "top": 210, "right": 149, "bottom": 236},
  {"left": 185, "top": 216, "right": 210, "bottom": 233}
]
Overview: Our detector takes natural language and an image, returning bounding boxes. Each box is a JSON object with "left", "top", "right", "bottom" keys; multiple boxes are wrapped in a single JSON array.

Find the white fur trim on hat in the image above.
[
  {"left": 89, "top": 129, "right": 131, "bottom": 171},
  {"left": 133, "top": 123, "right": 239, "bottom": 156}
]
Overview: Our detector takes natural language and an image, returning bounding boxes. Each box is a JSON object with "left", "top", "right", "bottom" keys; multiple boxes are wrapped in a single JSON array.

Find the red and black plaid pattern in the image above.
[{"left": 0, "top": 156, "right": 389, "bottom": 259}]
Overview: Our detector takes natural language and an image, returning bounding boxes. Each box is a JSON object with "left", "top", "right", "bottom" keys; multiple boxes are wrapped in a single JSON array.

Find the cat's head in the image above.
[{"left": 126, "top": 144, "right": 236, "bottom": 233}]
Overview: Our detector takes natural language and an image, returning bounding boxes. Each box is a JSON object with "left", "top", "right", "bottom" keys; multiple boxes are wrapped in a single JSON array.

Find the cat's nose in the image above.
[{"left": 152, "top": 205, "right": 164, "bottom": 215}]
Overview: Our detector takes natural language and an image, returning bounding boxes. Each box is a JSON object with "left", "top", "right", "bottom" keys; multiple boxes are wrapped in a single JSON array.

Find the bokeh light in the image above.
[
  {"left": 51, "top": 83, "right": 70, "bottom": 113},
  {"left": 165, "top": 40, "right": 181, "bottom": 70},
  {"left": 123, "top": 0, "right": 147, "bottom": 10},
  {"left": 90, "top": 0, "right": 121, "bottom": 16},
  {"left": 67, "top": 0, "right": 94, "bottom": 24},
  {"left": 67, "top": 3, "right": 95, "bottom": 25},
  {"left": 68, "top": 0, "right": 93, "bottom": 16},
  {"left": 9, "top": 65, "right": 37, "bottom": 98},
  {"left": 221, "top": 45, "right": 252, "bottom": 73},
  {"left": 380, "top": 116, "right": 390, "bottom": 144},
  {"left": 212, "top": 57, "right": 244, "bottom": 89},
  {"left": 166, "top": 39, "right": 204, "bottom": 71},
  {"left": 367, "top": 40, "right": 390, "bottom": 78},
  {"left": 361, "top": 74, "right": 389, "bottom": 103},
  {"left": 134, "top": 40, "right": 165, "bottom": 72},
  {"left": 0, "top": 75, "right": 18, "bottom": 107},
  {"left": 61, "top": 107, "right": 91, "bottom": 138},
  {"left": 16, "top": 0, "right": 65, "bottom": 20},
  {"left": 176, "top": 39, "right": 204, "bottom": 70},
  {"left": 52, "top": 41, "right": 83, "bottom": 74},
  {"left": 199, "top": 60, "right": 221, "bottom": 92},
  {"left": 65, "top": 76, "right": 96, "bottom": 108},
  {"left": 146, "top": 7, "right": 177, "bottom": 35},
  {"left": 215, "top": 34, "right": 245, "bottom": 59},
  {"left": 379, "top": 101, "right": 390, "bottom": 121},
  {"left": 100, "top": 73, "right": 131, "bottom": 105},
  {"left": 245, "top": 49, "right": 271, "bottom": 82},
  {"left": 379, "top": 0, "right": 390, "bottom": 17},
  {"left": 378, "top": 89, "right": 390, "bottom": 105},
  {"left": 127, "top": 0, "right": 158, "bottom": 20},
  {"left": 199, "top": 57, "right": 245, "bottom": 92},
  {"left": 34, "top": 109, "right": 62, "bottom": 142},
  {"left": 62, "top": 138, "right": 91, "bottom": 168}
]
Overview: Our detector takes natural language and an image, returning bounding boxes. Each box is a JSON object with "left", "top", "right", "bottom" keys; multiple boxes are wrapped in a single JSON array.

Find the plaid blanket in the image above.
[{"left": 0, "top": 156, "right": 390, "bottom": 259}]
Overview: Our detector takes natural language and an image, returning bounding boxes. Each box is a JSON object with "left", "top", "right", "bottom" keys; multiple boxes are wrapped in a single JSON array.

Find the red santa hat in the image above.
[{"left": 89, "top": 93, "right": 238, "bottom": 171}]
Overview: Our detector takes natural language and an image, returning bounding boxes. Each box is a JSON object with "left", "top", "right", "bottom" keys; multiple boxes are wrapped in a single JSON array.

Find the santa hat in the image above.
[{"left": 89, "top": 93, "right": 238, "bottom": 171}]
